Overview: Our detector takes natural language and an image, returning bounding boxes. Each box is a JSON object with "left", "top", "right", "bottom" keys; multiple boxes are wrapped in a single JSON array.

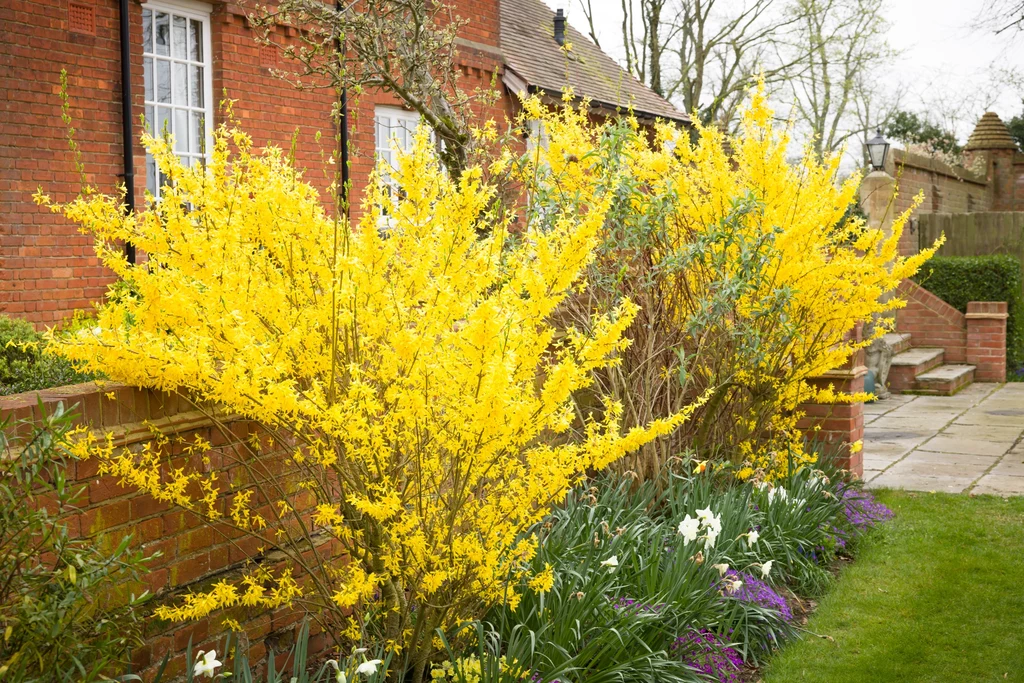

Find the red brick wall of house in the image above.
[{"left": 1, "top": 0, "right": 506, "bottom": 329}]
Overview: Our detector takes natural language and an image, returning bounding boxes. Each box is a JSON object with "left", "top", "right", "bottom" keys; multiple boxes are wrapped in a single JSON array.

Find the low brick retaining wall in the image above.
[
  {"left": 895, "top": 280, "right": 1008, "bottom": 383},
  {"left": 0, "top": 382, "right": 328, "bottom": 679}
]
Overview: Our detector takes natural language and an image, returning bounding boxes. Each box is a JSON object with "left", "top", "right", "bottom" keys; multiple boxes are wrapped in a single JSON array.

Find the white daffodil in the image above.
[
  {"left": 712, "top": 563, "right": 730, "bottom": 577},
  {"left": 761, "top": 560, "right": 774, "bottom": 578},
  {"left": 353, "top": 648, "right": 368, "bottom": 655},
  {"left": 678, "top": 515, "right": 700, "bottom": 543},
  {"left": 600, "top": 555, "right": 619, "bottom": 572},
  {"left": 193, "top": 650, "right": 222, "bottom": 679},
  {"left": 705, "top": 514, "right": 722, "bottom": 536},
  {"left": 747, "top": 529, "right": 759, "bottom": 545},
  {"left": 704, "top": 530, "right": 718, "bottom": 549},
  {"left": 356, "top": 659, "right": 382, "bottom": 677},
  {"left": 696, "top": 506, "right": 715, "bottom": 524},
  {"left": 729, "top": 579, "right": 743, "bottom": 593},
  {"left": 329, "top": 660, "right": 347, "bottom": 683}
]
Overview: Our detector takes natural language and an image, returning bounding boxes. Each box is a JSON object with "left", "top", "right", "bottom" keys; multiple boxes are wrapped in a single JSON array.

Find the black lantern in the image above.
[{"left": 866, "top": 129, "right": 890, "bottom": 172}]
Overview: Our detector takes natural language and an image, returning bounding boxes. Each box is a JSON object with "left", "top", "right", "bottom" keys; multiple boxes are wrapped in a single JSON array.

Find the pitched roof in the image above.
[
  {"left": 499, "top": 0, "right": 688, "bottom": 123},
  {"left": 965, "top": 112, "right": 1018, "bottom": 151}
]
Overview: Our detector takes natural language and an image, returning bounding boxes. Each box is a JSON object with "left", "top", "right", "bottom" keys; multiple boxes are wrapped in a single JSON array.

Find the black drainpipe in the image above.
[
  {"left": 118, "top": 0, "right": 136, "bottom": 264},
  {"left": 335, "top": 1, "right": 350, "bottom": 217}
]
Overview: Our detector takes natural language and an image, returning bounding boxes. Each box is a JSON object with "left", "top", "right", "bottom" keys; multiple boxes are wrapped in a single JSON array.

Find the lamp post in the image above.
[{"left": 865, "top": 129, "right": 891, "bottom": 172}]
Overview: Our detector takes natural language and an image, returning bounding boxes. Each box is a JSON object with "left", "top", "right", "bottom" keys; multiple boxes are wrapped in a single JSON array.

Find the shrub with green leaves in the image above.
[
  {"left": 0, "top": 315, "right": 98, "bottom": 396},
  {"left": 0, "top": 402, "right": 152, "bottom": 681},
  {"left": 912, "top": 255, "right": 1024, "bottom": 378}
]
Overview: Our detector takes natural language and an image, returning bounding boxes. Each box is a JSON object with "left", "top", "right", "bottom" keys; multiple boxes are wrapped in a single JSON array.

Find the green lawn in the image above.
[{"left": 764, "top": 490, "right": 1024, "bottom": 683}]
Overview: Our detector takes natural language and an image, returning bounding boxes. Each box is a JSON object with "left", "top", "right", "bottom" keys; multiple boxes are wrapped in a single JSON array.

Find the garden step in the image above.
[
  {"left": 883, "top": 332, "right": 912, "bottom": 355},
  {"left": 888, "top": 347, "right": 945, "bottom": 392},
  {"left": 912, "top": 364, "right": 976, "bottom": 396}
]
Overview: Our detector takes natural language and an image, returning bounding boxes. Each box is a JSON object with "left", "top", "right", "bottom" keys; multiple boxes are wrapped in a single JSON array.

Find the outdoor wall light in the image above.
[{"left": 866, "top": 129, "right": 891, "bottom": 172}]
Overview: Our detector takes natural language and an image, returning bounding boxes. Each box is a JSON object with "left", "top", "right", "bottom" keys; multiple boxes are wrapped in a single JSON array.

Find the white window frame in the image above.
[
  {"left": 142, "top": 0, "right": 214, "bottom": 200},
  {"left": 374, "top": 105, "right": 422, "bottom": 180}
]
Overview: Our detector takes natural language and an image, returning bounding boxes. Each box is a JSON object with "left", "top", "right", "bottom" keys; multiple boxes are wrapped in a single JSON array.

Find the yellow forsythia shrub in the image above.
[
  {"left": 36, "top": 117, "right": 702, "bottom": 680},
  {"left": 523, "top": 85, "right": 937, "bottom": 481}
]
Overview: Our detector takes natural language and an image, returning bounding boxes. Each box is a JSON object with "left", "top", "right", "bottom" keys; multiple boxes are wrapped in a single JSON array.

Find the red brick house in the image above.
[{"left": 0, "top": 0, "right": 686, "bottom": 327}]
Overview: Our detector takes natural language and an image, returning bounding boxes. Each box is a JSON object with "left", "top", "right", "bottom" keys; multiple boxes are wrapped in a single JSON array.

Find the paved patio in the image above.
[{"left": 863, "top": 383, "right": 1024, "bottom": 496}]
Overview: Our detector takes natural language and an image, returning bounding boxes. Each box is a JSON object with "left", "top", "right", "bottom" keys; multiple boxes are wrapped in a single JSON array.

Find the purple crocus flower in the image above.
[
  {"left": 672, "top": 629, "right": 743, "bottom": 683},
  {"left": 723, "top": 571, "right": 792, "bottom": 621},
  {"left": 841, "top": 488, "right": 893, "bottom": 531}
]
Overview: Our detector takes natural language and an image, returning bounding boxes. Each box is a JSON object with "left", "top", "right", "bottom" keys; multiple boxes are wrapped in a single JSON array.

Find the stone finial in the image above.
[{"left": 964, "top": 112, "right": 1018, "bottom": 151}]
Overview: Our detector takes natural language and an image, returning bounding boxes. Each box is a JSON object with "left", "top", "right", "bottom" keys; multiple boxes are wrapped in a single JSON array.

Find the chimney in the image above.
[{"left": 554, "top": 8, "right": 566, "bottom": 46}]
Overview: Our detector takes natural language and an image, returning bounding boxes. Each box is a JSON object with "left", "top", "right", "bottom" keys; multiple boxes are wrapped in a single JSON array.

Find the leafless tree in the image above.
[
  {"left": 578, "top": 1, "right": 813, "bottom": 129},
  {"left": 851, "top": 71, "right": 904, "bottom": 167},
  {"left": 974, "top": 1, "right": 1024, "bottom": 34},
  {"left": 780, "top": 0, "right": 895, "bottom": 158},
  {"left": 247, "top": 0, "right": 483, "bottom": 177}
]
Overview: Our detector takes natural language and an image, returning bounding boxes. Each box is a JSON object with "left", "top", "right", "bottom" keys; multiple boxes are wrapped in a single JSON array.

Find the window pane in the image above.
[
  {"left": 146, "top": 155, "right": 157, "bottom": 196},
  {"left": 191, "top": 112, "right": 203, "bottom": 154},
  {"left": 172, "top": 15, "right": 187, "bottom": 60},
  {"left": 155, "top": 12, "right": 169, "bottom": 56},
  {"left": 174, "top": 109, "right": 189, "bottom": 152},
  {"left": 145, "top": 105, "right": 154, "bottom": 134},
  {"left": 376, "top": 119, "right": 387, "bottom": 151},
  {"left": 189, "top": 19, "right": 202, "bottom": 61},
  {"left": 173, "top": 62, "right": 186, "bottom": 104},
  {"left": 189, "top": 65, "right": 203, "bottom": 108},
  {"left": 144, "top": 57, "right": 153, "bottom": 101},
  {"left": 156, "top": 106, "right": 171, "bottom": 139},
  {"left": 143, "top": 9, "right": 152, "bottom": 53},
  {"left": 156, "top": 59, "right": 170, "bottom": 103}
]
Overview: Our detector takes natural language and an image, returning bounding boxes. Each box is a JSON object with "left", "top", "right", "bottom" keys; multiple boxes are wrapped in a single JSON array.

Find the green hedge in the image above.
[
  {"left": 912, "top": 255, "right": 1024, "bottom": 379},
  {"left": 0, "top": 315, "right": 98, "bottom": 396}
]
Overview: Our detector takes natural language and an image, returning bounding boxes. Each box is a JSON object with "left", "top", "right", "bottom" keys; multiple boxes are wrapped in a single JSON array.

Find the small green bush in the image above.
[
  {"left": 0, "top": 315, "right": 98, "bottom": 396},
  {"left": 1, "top": 403, "right": 153, "bottom": 682},
  {"left": 912, "top": 255, "right": 1024, "bottom": 379}
]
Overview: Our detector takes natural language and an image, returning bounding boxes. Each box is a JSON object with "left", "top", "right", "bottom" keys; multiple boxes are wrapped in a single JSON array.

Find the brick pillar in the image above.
[
  {"left": 966, "top": 301, "right": 1008, "bottom": 382},
  {"left": 797, "top": 323, "right": 867, "bottom": 478}
]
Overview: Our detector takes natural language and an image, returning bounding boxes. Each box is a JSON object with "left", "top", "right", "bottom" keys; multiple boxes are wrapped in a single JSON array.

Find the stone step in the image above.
[
  {"left": 884, "top": 332, "right": 912, "bottom": 355},
  {"left": 888, "top": 347, "right": 945, "bottom": 392},
  {"left": 911, "top": 364, "right": 976, "bottom": 396}
]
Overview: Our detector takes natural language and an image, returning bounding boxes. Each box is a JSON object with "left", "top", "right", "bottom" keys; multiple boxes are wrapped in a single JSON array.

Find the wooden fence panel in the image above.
[{"left": 917, "top": 212, "right": 1024, "bottom": 267}]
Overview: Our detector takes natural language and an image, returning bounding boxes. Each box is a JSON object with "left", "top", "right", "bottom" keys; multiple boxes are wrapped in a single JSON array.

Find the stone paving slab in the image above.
[
  {"left": 863, "top": 383, "right": 1024, "bottom": 496},
  {"left": 972, "top": 475, "right": 1024, "bottom": 497},
  {"left": 915, "top": 436, "right": 1013, "bottom": 457}
]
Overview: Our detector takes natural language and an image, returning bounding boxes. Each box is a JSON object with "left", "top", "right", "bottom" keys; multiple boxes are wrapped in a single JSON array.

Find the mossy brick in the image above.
[
  {"left": 173, "top": 620, "right": 210, "bottom": 651},
  {"left": 177, "top": 526, "right": 216, "bottom": 555},
  {"left": 78, "top": 498, "right": 131, "bottom": 536},
  {"left": 144, "top": 567, "right": 169, "bottom": 595},
  {"left": 168, "top": 552, "right": 211, "bottom": 587},
  {"left": 131, "top": 494, "right": 171, "bottom": 520},
  {"left": 87, "top": 473, "right": 128, "bottom": 504}
]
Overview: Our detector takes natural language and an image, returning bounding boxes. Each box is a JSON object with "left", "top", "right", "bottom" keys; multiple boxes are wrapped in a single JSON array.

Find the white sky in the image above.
[{"left": 541, "top": 0, "right": 1024, "bottom": 142}]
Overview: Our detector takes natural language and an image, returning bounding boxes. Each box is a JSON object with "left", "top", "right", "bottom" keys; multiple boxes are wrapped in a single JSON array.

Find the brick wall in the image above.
[
  {"left": 894, "top": 279, "right": 968, "bottom": 362},
  {"left": 1, "top": 0, "right": 132, "bottom": 325},
  {"left": 796, "top": 324, "right": 866, "bottom": 478},
  {"left": 966, "top": 301, "right": 1008, "bottom": 382},
  {"left": 1, "top": 0, "right": 505, "bottom": 329},
  {"left": 885, "top": 150, "right": 990, "bottom": 256},
  {"left": 894, "top": 280, "right": 1009, "bottom": 383},
  {"left": 0, "top": 381, "right": 335, "bottom": 679}
]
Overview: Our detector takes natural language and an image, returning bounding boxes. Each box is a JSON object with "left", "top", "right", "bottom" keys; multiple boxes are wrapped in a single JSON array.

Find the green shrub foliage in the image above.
[
  {"left": 912, "top": 255, "right": 1024, "bottom": 377},
  {"left": 0, "top": 315, "right": 97, "bottom": 396},
  {"left": 0, "top": 403, "right": 152, "bottom": 681}
]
